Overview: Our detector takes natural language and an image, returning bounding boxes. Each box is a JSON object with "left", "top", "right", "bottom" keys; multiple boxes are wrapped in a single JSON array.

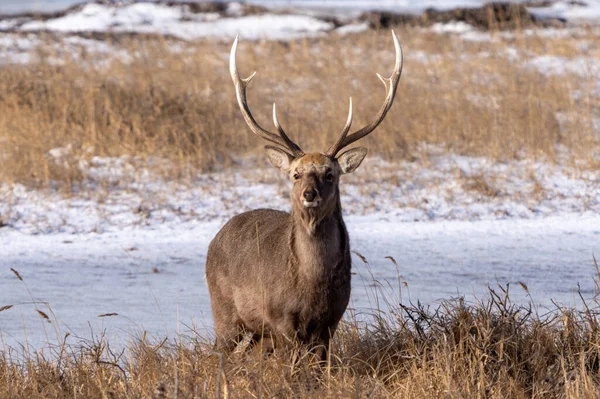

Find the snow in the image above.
[
  {"left": 1, "top": 153, "right": 599, "bottom": 235},
  {"left": 432, "top": 21, "right": 474, "bottom": 34},
  {"left": 429, "top": 21, "right": 500, "bottom": 42},
  {"left": 0, "top": 1, "right": 502, "bottom": 17},
  {"left": 254, "top": 0, "right": 600, "bottom": 24},
  {"left": 4, "top": 0, "right": 594, "bottom": 17},
  {"left": 427, "top": 22, "right": 593, "bottom": 43},
  {"left": 527, "top": 54, "right": 600, "bottom": 77},
  {"left": 254, "top": 0, "right": 520, "bottom": 14},
  {"left": 1, "top": 205, "right": 599, "bottom": 350},
  {"left": 3, "top": 0, "right": 600, "bottom": 46},
  {"left": 19, "top": 3, "right": 182, "bottom": 33},
  {"left": 17, "top": 3, "right": 334, "bottom": 41},
  {"left": 0, "top": 33, "right": 132, "bottom": 66},
  {"left": 0, "top": 34, "right": 37, "bottom": 64},
  {"left": 334, "top": 22, "right": 369, "bottom": 35},
  {"left": 0, "top": 19, "right": 20, "bottom": 31},
  {"left": 528, "top": 1, "right": 600, "bottom": 23}
]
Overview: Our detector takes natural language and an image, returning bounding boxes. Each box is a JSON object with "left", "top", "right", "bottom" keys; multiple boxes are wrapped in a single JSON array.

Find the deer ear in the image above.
[
  {"left": 337, "top": 147, "right": 367, "bottom": 174},
  {"left": 265, "top": 146, "right": 294, "bottom": 173}
]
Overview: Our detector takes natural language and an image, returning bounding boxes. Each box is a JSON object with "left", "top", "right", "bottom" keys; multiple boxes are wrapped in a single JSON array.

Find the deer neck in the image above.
[{"left": 290, "top": 196, "right": 346, "bottom": 281}]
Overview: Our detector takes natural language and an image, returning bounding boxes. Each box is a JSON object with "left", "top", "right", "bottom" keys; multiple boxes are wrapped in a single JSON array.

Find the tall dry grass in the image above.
[
  {"left": 2, "top": 284, "right": 600, "bottom": 398},
  {"left": 0, "top": 27, "right": 598, "bottom": 190}
]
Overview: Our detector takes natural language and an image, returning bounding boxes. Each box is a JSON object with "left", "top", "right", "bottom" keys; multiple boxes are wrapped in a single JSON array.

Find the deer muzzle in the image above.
[{"left": 302, "top": 189, "right": 320, "bottom": 208}]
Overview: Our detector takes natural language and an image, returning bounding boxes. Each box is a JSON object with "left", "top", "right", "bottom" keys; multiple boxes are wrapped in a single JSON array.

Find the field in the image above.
[
  {"left": 1, "top": 26, "right": 600, "bottom": 188},
  {"left": 1, "top": 1, "right": 600, "bottom": 397}
]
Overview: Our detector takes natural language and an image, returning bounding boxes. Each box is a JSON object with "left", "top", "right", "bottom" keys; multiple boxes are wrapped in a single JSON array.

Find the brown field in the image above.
[
  {"left": 0, "top": 26, "right": 599, "bottom": 190},
  {"left": 3, "top": 283, "right": 600, "bottom": 398}
]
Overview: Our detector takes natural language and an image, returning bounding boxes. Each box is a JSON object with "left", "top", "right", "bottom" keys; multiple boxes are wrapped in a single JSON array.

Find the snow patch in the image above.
[
  {"left": 529, "top": 1, "right": 600, "bottom": 23},
  {"left": 17, "top": 3, "right": 333, "bottom": 41},
  {"left": 432, "top": 21, "right": 474, "bottom": 34},
  {"left": 527, "top": 54, "right": 600, "bottom": 77},
  {"left": 0, "top": 33, "right": 131, "bottom": 65},
  {"left": 429, "top": 21, "right": 497, "bottom": 42},
  {"left": 0, "top": 153, "right": 599, "bottom": 235},
  {"left": 335, "top": 22, "right": 369, "bottom": 35}
]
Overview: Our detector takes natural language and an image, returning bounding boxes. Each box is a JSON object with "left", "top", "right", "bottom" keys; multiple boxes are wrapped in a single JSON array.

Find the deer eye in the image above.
[
  {"left": 292, "top": 173, "right": 300, "bottom": 181},
  {"left": 325, "top": 173, "right": 334, "bottom": 182}
]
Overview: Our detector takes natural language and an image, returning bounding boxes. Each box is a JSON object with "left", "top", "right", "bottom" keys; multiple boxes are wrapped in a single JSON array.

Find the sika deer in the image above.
[{"left": 206, "top": 31, "right": 403, "bottom": 359}]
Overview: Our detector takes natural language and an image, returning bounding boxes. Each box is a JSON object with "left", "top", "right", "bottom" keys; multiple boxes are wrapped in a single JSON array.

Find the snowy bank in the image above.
[
  {"left": 0, "top": 153, "right": 599, "bottom": 235},
  {"left": 11, "top": 3, "right": 334, "bottom": 41},
  {"left": 3, "top": 1, "right": 600, "bottom": 44}
]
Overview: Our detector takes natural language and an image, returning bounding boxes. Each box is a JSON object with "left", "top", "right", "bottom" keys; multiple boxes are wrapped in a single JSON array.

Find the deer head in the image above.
[{"left": 230, "top": 31, "right": 403, "bottom": 230}]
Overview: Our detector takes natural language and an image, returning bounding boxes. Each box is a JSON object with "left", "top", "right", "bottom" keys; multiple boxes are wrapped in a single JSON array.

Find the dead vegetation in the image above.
[
  {"left": 461, "top": 172, "right": 503, "bottom": 198},
  {"left": 361, "top": 2, "right": 563, "bottom": 30},
  {"left": 3, "top": 282, "right": 600, "bottom": 398},
  {"left": 0, "top": 26, "right": 598, "bottom": 191}
]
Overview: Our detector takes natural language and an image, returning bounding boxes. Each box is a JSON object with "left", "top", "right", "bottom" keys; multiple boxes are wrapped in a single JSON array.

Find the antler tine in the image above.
[
  {"left": 325, "top": 98, "right": 353, "bottom": 157},
  {"left": 327, "top": 30, "right": 403, "bottom": 157},
  {"left": 230, "top": 35, "right": 303, "bottom": 157},
  {"left": 272, "top": 103, "right": 304, "bottom": 156}
]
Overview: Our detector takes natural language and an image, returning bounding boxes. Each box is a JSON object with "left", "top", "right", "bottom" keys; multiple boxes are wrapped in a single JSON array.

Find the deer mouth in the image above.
[{"left": 303, "top": 200, "right": 319, "bottom": 208}]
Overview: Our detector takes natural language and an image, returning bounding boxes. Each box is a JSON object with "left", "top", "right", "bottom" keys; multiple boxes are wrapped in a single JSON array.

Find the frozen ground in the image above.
[
  {"left": 2, "top": 209, "right": 599, "bottom": 351},
  {"left": 1, "top": 154, "right": 599, "bottom": 350}
]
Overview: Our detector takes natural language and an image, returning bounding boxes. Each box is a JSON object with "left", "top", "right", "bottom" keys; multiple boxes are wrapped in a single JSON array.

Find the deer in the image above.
[{"left": 205, "top": 31, "right": 403, "bottom": 360}]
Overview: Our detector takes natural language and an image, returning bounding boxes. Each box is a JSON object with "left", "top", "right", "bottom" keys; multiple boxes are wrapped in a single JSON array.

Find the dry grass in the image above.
[
  {"left": 3, "top": 285, "right": 600, "bottom": 398},
  {"left": 0, "top": 26, "right": 599, "bottom": 190},
  {"left": 461, "top": 172, "right": 503, "bottom": 198}
]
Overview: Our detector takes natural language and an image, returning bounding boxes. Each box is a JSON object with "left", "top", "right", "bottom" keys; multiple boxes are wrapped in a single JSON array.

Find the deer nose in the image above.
[{"left": 303, "top": 190, "right": 316, "bottom": 202}]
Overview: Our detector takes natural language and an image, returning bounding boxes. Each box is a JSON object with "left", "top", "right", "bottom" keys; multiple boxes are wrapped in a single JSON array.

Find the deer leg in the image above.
[
  {"left": 211, "top": 292, "right": 245, "bottom": 352},
  {"left": 310, "top": 326, "right": 336, "bottom": 364}
]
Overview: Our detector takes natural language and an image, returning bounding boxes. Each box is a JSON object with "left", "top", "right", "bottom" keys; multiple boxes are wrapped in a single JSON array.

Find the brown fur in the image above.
[{"left": 205, "top": 151, "right": 364, "bottom": 359}]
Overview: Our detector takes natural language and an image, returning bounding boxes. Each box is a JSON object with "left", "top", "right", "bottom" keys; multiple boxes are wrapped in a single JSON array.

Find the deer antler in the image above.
[
  {"left": 326, "top": 31, "right": 403, "bottom": 157},
  {"left": 230, "top": 36, "right": 304, "bottom": 157}
]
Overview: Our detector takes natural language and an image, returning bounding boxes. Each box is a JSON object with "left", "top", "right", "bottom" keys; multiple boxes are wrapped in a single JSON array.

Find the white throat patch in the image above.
[{"left": 303, "top": 200, "right": 319, "bottom": 208}]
